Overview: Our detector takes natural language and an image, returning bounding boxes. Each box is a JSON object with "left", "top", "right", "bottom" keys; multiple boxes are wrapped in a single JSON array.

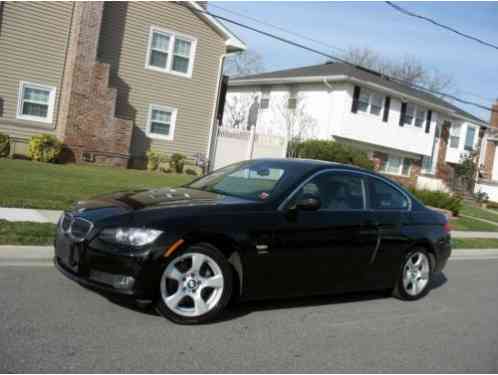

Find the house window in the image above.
[
  {"left": 146, "top": 104, "right": 177, "bottom": 141},
  {"left": 260, "top": 90, "right": 270, "bottom": 109},
  {"left": 449, "top": 124, "right": 461, "bottom": 149},
  {"left": 287, "top": 96, "right": 297, "bottom": 109},
  {"left": 379, "top": 155, "right": 412, "bottom": 176},
  {"left": 16, "top": 81, "right": 56, "bottom": 124},
  {"left": 357, "top": 89, "right": 383, "bottom": 116},
  {"left": 414, "top": 108, "right": 426, "bottom": 128},
  {"left": 404, "top": 103, "right": 416, "bottom": 125},
  {"left": 146, "top": 26, "right": 197, "bottom": 78},
  {"left": 464, "top": 126, "right": 476, "bottom": 151}
]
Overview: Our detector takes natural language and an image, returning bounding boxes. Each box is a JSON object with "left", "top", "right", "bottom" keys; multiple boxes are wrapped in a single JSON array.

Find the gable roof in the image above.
[
  {"left": 230, "top": 62, "right": 487, "bottom": 126},
  {"left": 185, "top": 2, "right": 246, "bottom": 52}
]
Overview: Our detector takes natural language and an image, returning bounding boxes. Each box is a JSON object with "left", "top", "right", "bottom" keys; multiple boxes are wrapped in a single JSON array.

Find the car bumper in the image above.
[
  {"left": 54, "top": 234, "right": 165, "bottom": 302},
  {"left": 434, "top": 236, "right": 452, "bottom": 272}
]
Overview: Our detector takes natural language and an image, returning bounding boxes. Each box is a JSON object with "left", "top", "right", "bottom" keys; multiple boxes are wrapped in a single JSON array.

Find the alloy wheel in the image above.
[
  {"left": 402, "top": 251, "right": 430, "bottom": 296},
  {"left": 160, "top": 252, "right": 224, "bottom": 317}
]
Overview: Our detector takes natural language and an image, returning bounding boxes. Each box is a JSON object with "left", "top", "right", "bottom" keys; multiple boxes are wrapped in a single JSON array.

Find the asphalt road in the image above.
[{"left": 1, "top": 259, "right": 497, "bottom": 372}]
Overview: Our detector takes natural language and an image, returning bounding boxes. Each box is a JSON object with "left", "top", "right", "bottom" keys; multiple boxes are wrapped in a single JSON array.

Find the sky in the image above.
[{"left": 210, "top": 1, "right": 498, "bottom": 122}]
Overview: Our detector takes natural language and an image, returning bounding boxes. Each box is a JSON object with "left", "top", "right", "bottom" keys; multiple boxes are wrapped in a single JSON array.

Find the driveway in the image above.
[{"left": 1, "top": 258, "right": 497, "bottom": 372}]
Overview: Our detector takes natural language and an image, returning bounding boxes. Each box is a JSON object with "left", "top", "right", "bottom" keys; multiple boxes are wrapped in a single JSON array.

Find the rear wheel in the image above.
[
  {"left": 393, "top": 248, "right": 432, "bottom": 300},
  {"left": 156, "top": 243, "right": 233, "bottom": 324}
]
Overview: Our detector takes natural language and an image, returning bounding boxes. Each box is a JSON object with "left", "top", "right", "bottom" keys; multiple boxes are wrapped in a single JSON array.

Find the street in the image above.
[{"left": 1, "top": 258, "right": 497, "bottom": 372}]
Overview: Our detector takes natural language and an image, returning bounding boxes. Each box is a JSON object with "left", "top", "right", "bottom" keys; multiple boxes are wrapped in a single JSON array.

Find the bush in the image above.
[
  {"left": 146, "top": 150, "right": 162, "bottom": 172},
  {"left": 408, "top": 188, "right": 463, "bottom": 216},
  {"left": 0, "top": 132, "right": 10, "bottom": 158},
  {"left": 27, "top": 134, "right": 62, "bottom": 163},
  {"left": 293, "top": 140, "right": 375, "bottom": 170},
  {"left": 169, "top": 153, "right": 187, "bottom": 174},
  {"left": 185, "top": 167, "right": 198, "bottom": 176}
]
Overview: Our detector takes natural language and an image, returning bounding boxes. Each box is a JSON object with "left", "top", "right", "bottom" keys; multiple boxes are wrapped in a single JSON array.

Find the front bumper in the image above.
[{"left": 54, "top": 232, "right": 166, "bottom": 302}]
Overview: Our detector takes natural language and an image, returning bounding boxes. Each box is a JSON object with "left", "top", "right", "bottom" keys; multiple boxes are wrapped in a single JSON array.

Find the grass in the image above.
[
  {"left": 460, "top": 202, "right": 498, "bottom": 224},
  {"left": 0, "top": 220, "right": 56, "bottom": 246},
  {"left": 0, "top": 158, "right": 194, "bottom": 210},
  {"left": 452, "top": 238, "right": 498, "bottom": 249},
  {"left": 450, "top": 216, "right": 498, "bottom": 232}
]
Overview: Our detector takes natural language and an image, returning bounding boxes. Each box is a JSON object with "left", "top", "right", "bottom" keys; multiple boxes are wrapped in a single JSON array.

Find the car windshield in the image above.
[{"left": 187, "top": 161, "right": 287, "bottom": 201}]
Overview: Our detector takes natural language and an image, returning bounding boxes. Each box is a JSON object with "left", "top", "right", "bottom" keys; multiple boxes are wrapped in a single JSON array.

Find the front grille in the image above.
[{"left": 59, "top": 213, "right": 93, "bottom": 242}]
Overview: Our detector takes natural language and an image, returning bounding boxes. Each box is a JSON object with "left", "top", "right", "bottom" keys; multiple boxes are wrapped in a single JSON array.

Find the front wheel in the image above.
[
  {"left": 156, "top": 243, "right": 233, "bottom": 324},
  {"left": 393, "top": 248, "right": 432, "bottom": 300}
]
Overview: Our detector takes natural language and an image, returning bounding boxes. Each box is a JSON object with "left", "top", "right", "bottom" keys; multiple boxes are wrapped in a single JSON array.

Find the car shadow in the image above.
[{"left": 93, "top": 272, "right": 448, "bottom": 323}]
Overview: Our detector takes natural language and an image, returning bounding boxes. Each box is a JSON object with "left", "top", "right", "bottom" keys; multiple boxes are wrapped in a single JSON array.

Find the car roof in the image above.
[{"left": 250, "top": 157, "right": 372, "bottom": 174}]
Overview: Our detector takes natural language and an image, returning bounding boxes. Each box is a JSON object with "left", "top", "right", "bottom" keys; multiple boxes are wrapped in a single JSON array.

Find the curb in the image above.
[{"left": 0, "top": 207, "right": 62, "bottom": 224}]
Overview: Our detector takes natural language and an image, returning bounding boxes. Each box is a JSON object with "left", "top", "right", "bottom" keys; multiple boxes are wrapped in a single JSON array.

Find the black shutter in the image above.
[
  {"left": 425, "top": 110, "right": 432, "bottom": 134},
  {"left": 382, "top": 96, "right": 391, "bottom": 122},
  {"left": 399, "top": 102, "right": 407, "bottom": 127},
  {"left": 351, "top": 86, "right": 361, "bottom": 113}
]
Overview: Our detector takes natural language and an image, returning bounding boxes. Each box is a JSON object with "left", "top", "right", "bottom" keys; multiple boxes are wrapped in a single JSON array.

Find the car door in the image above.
[
  {"left": 245, "top": 170, "right": 380, "bottom": 299},
  {"left": 365, "top": 176, "right": 413, "bottom": 287}
]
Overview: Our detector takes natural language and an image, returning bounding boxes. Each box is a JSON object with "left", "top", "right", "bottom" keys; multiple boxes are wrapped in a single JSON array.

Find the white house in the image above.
[{"left": 224, "top": 62, "right": 488, "bottom": 190}]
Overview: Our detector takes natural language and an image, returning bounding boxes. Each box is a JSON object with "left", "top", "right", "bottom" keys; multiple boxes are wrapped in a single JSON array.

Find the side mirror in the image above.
[{"left": 296, "top": 196, "right": 321, "bottom": 211}]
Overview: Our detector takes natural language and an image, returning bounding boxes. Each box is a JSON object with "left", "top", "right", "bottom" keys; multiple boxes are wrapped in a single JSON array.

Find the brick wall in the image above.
[
  {"left": 57, "top": 2, "right": 133, "bottom": 167},
  {"left": 480, "top": 101, "right": 498, "bottom": 180}
]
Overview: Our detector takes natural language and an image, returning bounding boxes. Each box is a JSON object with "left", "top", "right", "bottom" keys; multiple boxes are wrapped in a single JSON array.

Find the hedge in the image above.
[{"left": 409, "top": 188, "right": 463, "bottom": 216}]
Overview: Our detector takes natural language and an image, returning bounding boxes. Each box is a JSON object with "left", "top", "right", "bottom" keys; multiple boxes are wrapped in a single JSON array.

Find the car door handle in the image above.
[{"left": 363, "top": 220, "right": 379, "bottom": 228}]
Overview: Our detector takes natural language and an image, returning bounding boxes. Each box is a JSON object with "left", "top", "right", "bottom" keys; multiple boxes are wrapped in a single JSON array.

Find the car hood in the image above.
[{"left": 70, "top": 187, "right": 257, "bottom": 222}]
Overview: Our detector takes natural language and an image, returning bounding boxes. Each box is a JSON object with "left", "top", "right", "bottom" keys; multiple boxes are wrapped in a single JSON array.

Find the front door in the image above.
[{"left": 245, "top": 171, "right": 379, "bottom": 299}]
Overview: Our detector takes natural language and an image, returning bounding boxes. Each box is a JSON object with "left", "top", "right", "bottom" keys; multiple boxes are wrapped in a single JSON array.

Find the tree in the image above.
[
  {"left": 223, "top": 92, "right": 258, "bottom": 129},
  {"left": 223, "top": 50, "right": 265, "bottom": 77},
  {"left": 343, "top": 47, "right": 454, "bottom": 94}
]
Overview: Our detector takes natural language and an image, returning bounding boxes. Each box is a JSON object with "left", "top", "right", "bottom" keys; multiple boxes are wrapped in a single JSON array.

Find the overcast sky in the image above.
[{"left": 211, "top": 1, "right": 498, "bottom": 122}]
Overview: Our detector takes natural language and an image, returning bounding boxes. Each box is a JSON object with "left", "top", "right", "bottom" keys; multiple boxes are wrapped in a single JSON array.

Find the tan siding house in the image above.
[
  {"left": 0, "top": 2, "right": 73, "bottom": 154},
  {"left": 0, "top": 1, "right": 245, "bottom": 167}
]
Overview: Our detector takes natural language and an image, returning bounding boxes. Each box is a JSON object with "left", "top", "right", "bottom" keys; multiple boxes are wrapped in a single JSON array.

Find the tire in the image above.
[
  {"left": 393, "top": 248, "right": 432, "bottom": 301},
  {"left": 156, "top": 243, "right": 233, "bottom": 324}
]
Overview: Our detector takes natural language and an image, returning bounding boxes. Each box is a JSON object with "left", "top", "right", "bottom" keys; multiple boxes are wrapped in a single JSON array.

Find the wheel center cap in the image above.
[{"left": 187, "top": 279, "right": 197, "bottom": 289}]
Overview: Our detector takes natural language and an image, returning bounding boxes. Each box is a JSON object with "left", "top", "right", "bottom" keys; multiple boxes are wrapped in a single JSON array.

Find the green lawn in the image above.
[
  {"left": 460, "top": 202, "right": 498, "bottom": 224},
  {"left": 452, "top": 238, "right": 498, "bottom": 249},
  {"left": 451, "top": 216, "right": 498, "bottom": 232},
  {"left": 0, "top": 220, "right": 56, "bottom": 246},
  {"left": 0, "top": 158, "right": 194, "bottom": 210}
]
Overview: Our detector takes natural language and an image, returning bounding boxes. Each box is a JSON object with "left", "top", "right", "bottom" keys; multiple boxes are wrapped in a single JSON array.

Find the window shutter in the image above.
[
  {"left": 399, "top": 102, "right": 407, "bottom": 127},
  {"left": 382, "top": 96, "right": 391, "bottom": 122},
  {"left": 425, "top": 110, "right": 432, "bottom": 134},
  {"left": 351, "top": 86, "right": 361, "bottom": 113}
]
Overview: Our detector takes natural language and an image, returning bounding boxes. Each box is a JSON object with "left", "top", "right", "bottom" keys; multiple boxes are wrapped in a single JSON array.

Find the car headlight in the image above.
[{"left": 99, "top": 228, "right": 163, "bottom": 246}]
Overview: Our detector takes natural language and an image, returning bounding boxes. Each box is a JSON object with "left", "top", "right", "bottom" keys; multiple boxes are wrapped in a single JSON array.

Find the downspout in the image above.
[{"left": 206, "top": 53, "right": 228, "bottom": 172}]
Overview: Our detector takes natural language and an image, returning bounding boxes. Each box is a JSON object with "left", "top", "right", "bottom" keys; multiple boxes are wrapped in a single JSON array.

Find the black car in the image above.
[{"left": 54, "top": 158, "right": 451, "bottom": 324}]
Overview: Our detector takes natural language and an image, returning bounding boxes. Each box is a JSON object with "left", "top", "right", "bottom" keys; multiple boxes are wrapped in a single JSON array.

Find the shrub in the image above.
[
  {"left": 408, "top": 188, "right": 463, "bottom": 216},
  {"left": 185, "top": 167, "right": 198, "bottom": 176},
  {"left": 146, "top": 150, "right": 162, "bottom": 172},
  {"left": 169, "top": 153, "right": 187, "bottom": 174},
  {"left": 0, "top": 132, "right": 10, "bottom": 158},
  {"left": 294, "top": 140, "right": 374, "bottom": 170},
  {"left": 27, "top": 134, "right": 62, "bottom": 163}
]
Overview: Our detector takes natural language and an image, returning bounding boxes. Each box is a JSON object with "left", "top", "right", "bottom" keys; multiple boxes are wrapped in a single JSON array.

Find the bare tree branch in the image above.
[{"left": 223, "top": 50, "right": 265, "bottom": 77}]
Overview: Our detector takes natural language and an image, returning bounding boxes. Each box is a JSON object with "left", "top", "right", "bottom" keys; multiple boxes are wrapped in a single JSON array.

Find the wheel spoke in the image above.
[
  {"left": 167, "top": 266, "right": 184, "bottom": 281},
  {"left": 190, "top": 253, "right": 206, "bottom": 273},
  {"left": 166, "top": 290, "right": 185, "bottom": 308},
  {"left": 411, "top": 279, "right": 418, "bottom": 295},
  {"left": 412, "top": 254, "right": 422, "bottom": 266},
  {"left": 193, "top": 294, "right": 209, "bottom": 316},
  {"left": 419, "top": 270, "right": 429, "bottom": 280},
  {"left": 203, "top": 274, "right": 223, "bottom": 289}
]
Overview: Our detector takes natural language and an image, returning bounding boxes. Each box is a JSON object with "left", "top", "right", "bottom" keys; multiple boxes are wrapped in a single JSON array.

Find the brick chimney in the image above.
[
  {"left": 56, "top": 2, "right": 133, "bottom": 167},
  {"left": 491, "top": 100, "right": 498, "bottom": 128}
]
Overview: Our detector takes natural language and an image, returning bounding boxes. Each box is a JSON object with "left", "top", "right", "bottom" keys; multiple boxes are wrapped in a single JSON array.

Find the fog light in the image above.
[
  {"left": 113, "top": 276, "right": 135, "bottom": 289},
  {"left": 90, "top": 270, "right": 135, "bottom": 289}
]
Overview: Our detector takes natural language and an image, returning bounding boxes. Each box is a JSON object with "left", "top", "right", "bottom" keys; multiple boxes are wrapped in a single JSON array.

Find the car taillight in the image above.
[{"left": 443, "top": 222, "right": 451, "bottom": 234}]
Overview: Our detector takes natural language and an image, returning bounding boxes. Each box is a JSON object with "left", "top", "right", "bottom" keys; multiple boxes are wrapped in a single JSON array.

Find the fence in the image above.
[{"left": 212, "top": 126, "right": 288, "bottom": 170}]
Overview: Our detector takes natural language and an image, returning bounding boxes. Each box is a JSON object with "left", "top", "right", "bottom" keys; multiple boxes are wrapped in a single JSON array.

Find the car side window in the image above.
[
  {"left": 292, "top": 172, "right": 365, "bottom": 211},
  {"left": 369, "top": 178, "right": 409, "bottom": 210}
]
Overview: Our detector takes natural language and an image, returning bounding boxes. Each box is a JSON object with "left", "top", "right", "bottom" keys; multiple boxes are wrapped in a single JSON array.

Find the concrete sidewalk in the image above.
[
  {"left": 1, "top": 246, "right": 498, "bottom": 264},
  {"left": 0, "top": 207, "right": 62, "bottom": 224},
  {"left": 451, "top": 230, "right": 498, "bottom": 239}
]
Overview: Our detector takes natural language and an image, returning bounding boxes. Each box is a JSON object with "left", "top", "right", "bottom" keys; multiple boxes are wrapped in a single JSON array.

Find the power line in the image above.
[
  {"left": 385, "top": 1, "right": 498, "bottom": 52},
  {"left": 183, "top": 3, "right": 496, "bottom": 116},
  {"left": 209, "top": 3, "right": 347, "bottom": 55},
  {"left": 210, "top": 3, "right": 495, "bottom": 109}
]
